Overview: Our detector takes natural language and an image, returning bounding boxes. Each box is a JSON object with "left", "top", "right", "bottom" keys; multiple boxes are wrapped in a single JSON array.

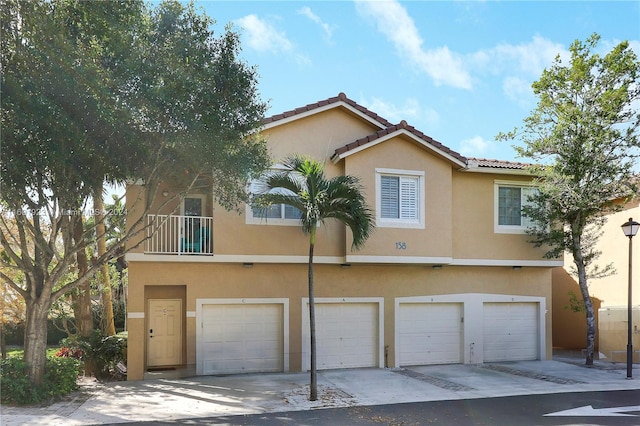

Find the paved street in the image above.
[
  {"left": 113, "top": 390, "right": 640, "bottom": 425},
  {"left": 1, "top": 357, "right": 639, "bottom": 425}
]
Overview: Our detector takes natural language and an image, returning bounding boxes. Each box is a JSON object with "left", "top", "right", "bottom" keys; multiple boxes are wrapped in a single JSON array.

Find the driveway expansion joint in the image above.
[
  {"left": 391, "top": 368, "right": 476, "bottom": 391},
  {"left": 478, "top": 364, "right": 586, "bottom": 385}
]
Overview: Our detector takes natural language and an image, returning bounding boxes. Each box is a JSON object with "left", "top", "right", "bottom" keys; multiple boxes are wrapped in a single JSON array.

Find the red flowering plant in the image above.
[{"left": 55, "top": 346, "right": 84, "bottom": 359}]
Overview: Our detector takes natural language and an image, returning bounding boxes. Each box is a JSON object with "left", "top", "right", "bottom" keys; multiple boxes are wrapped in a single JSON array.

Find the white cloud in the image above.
[
  {"left": 459, "top": 136, "right": 495, "bottom": 157},
  {"left": 628, "top": 40, "right": 640, "bottom": 56},
  {"left": 236, "top": 14, "right": 292, "bottom": 53},
  {"left": 502, "top": 76, "right": 534, "bottom": 108},
  {"left": 468, "top": 35, "right": 567, "bottom": 108},
  {"left": 298, "top": 7, "right": 334, "bottom": 41},
  {"left": 360, "top": 96, "right": 440, "bottom": 128},
  {"left": 235, "top": 14, "right": 310, "bottom": 66},
  {"left": 355, "top": 0, "right": 472, "bottom": 90},
  {"left": 491, "top": 35, "right": 568, "bottom": 76}
]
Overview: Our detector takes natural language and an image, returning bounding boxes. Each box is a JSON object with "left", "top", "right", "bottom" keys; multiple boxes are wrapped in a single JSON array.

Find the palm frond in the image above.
[{"left": 251, "top": 155, "right": 374, "bottom": 247}]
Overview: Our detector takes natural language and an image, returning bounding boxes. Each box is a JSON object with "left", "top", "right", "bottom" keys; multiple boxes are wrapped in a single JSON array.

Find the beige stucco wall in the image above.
[
  {"left": 551, "top": 267, "right": 601, "bottom": 350},
  {"left": 452, "top": 172, "right": 552, "bottom": 262},
  {"left": 553, "top": 199, "right": 640, "bottom": 356},
  {"left": 584, "top": 202, "right": 640, "bottom": 307},
  {"left": 599, "top": 307, "right": 640, "bottom": 362},
  {"left": 344, "top": 135, "right": 454, "bottom": 259},
  {"left": 127, "top": 105, "right": 553, "bottom": 265},
  {"left": 126, "top": 261, "right": 553, "bottom": 380}
]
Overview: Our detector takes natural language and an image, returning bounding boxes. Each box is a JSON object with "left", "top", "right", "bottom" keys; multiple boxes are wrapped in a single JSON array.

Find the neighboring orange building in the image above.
[
  {"left": 552, "top": 198, "right": 639, "bottom": 362},
  {"left": 125, "top": 93, "right": 562, "bottom": 380}
]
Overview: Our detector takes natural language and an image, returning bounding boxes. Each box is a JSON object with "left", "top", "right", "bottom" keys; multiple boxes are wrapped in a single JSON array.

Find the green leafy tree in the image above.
[
  {"left": 0, "top": 0, "right": 268, "bottom": 385},
  {"left": 253, "top": 156, "right": 374, "bottom": 401},
  {"left": 498, "top": 33, "right": 640, "bottom": 365}
]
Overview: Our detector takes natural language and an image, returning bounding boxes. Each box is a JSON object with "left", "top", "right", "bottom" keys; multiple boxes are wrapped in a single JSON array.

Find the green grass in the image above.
[{"left": 6, "top": 347, "right": 60, "bottom": 358}]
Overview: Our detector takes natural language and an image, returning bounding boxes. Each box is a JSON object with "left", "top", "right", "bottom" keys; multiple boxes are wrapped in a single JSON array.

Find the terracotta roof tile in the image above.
[
  {"left": 333, "top": 120, "right": 467, "bottom": 165},
  {"left": 263, "top": 92, "right": 394, "bottom": 127},
  {"left": 466, "top": 157, "right": 531, "bottom": 170},
  {"left": 264, "top": 93, "right": 531, "bottom": 173}
]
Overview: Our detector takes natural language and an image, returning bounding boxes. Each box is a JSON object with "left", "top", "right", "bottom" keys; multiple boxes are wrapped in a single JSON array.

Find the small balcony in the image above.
[{"left": 145, "top": 214, "right": 213, "bottom": 255}]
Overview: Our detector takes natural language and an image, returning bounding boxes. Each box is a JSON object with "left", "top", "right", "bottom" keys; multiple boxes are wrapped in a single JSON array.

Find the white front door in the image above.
[{"left": 147, "top": 299, "right": 182, "bottom": 367}]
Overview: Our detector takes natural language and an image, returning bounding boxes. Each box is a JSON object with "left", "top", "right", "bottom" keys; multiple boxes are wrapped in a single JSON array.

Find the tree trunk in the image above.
[
  {"left": 572, "top": 231, "right": 595, "bottom": 365},
  {"left": 72, "top": 217, "right": 93, "bottom": 338},
  {"left": 94, "top": 187, "right": 116, "bottom": 336},
  {"left": 308, "top": 228, "right": 317, "bottom": 401},
  {"left": 1, "top": 323, "right": 6, "bottom": 359},
  {"left": 72, "top": 216, "right": 95, "bottom": 376},
  {"left": 23, "top": 297, "right": 51, "bottom": 386},
  {"left": 576, "top": 262, "right": 595, "bottom": 365}
]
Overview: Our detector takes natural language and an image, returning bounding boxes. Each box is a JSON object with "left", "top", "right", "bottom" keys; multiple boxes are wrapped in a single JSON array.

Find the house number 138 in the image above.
[{"left": 395, "top": 242, "right": 407, "bottom": 250}]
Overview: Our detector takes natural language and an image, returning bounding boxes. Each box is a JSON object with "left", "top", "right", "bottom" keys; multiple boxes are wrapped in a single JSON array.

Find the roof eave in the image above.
[
  {"left": 462, "top": 165, "right": 534, "bottom": 176},
  {"left": 332, "top": 129, "right": 467, "bottom": 168},
  {"left": 262, "top": 101, "right": 388, "bottom": 131}
]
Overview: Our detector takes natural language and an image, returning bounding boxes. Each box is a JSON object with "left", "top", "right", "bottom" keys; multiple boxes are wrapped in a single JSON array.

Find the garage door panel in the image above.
[
  {"left": 201, "top": 304, "right": 283, "bottom": 375},
  {"left": 305, "top": 302, "right": 379, "bottom": 370},
  {"left": 483, "top": 302, "right": 538, "bottom": 362},
  {"left": 398, "top": 303, "right": 463, "bottom": 366}
]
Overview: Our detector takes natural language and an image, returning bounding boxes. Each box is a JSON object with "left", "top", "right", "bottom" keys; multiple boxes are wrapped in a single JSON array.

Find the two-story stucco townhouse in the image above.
[{"left": 124, "top": 93, "right": 563, "bottom": 381}]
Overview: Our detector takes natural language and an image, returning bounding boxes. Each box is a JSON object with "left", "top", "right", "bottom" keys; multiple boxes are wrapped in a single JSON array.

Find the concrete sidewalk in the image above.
[{"left": 2, "top": 358, "right": 639, "bottom": 425}]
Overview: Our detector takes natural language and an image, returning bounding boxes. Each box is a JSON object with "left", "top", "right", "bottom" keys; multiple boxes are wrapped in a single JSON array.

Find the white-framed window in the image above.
[
  {"left": 245, "top": 168, "right": 302, "bottom": 226},
  {"left": 376, "top": 168, "right": 425, "bottom": 228},
  {"left": 494, "top": 181, "right": 537, "bottom": 234},
  {"left": 251, "top": 204, "right": 302, "bottom": 220}
]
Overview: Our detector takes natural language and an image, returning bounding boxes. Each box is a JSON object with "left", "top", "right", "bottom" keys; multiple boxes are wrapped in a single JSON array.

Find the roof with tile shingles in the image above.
[
  {"left": 466, "top": 158, "right": 531, "bottom": 170},
  {"left": 263, "top": 93, "right": 533, "bottom": 172},
  {"left": 331, "top": 119, "right": 467, "bottom": 166},
  {"left": 263, "top": 92, "right": 393, "bottom": 128}
]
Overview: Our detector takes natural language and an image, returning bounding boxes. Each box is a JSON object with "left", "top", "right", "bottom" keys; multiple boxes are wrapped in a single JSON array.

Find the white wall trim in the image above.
[
  {"left": 126, "top": 253, "right": 216, "bottom": 263},
  {"left": 449, "top": 258, "right": 563, "bottom": 267},
  {"left": 127, "top": 252, "right": 562, "bottom": 267},
  {"left": 301, "top": 297, "right": 385, "bottom": 370},
  {"left": 394, "top": 293, "right": 546, "bottom": 367},
  {"left": 126, "top": 253, "right": 345, "bottom": 264},
  {"left": 213, "top": 255, "right": 344, "bottom": 264},
  {"left": 346, "top": 255, "right": 453, "bottom": 264},
  {"left": 127, "top": 312, "right": 144, "bottom": 319},
  {"left": 195, "top": 298, "right": 289, "bottom": 375}
]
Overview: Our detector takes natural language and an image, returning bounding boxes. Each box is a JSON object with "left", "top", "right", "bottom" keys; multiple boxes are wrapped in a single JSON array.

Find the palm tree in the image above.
[{"left": 252, "top": 156, "right": 374, "bottom": 401}]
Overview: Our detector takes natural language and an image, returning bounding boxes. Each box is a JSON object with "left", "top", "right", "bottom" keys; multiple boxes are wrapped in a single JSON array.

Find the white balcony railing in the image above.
[{"left": 145, "top": 214, "right": 213, "bottom": 255}]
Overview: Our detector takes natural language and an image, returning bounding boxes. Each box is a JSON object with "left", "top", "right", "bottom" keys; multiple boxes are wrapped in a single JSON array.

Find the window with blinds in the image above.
[{"left": 377, "top": 169, "right": 424, "bottom": 228}]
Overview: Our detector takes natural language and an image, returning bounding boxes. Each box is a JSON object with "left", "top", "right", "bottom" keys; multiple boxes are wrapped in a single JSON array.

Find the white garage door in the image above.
[
  {"left": 397, "top": 303, "right": 463, "bottom": 366},
  {"left": 483, "top": 302, "right": 539, "bottom": 362},
  {"left": 200, "top": 304, "right": 283, "bottom": 374},
  {"left": 304, "top": 302, "right": 379, "bottom": 370}
]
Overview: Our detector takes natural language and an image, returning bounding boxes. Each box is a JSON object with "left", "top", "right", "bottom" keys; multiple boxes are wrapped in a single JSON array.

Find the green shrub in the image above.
[
  {"left": 60, "top": 330, "right": 127, "bottom": 379},
  {"left": 0, "top": 356, "right": 81, "bottom": 405},
  {"left": 0, "top": 358, "right": 39, "bottom": 404},
  {"left": 41, "top": 357, "right": 83, "bottom": 397}
]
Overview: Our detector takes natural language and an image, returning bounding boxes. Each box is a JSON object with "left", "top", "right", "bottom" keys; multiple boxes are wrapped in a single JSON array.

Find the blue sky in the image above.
[{"left": 198, "top": 1, "right": 639, "bottom": 162}]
